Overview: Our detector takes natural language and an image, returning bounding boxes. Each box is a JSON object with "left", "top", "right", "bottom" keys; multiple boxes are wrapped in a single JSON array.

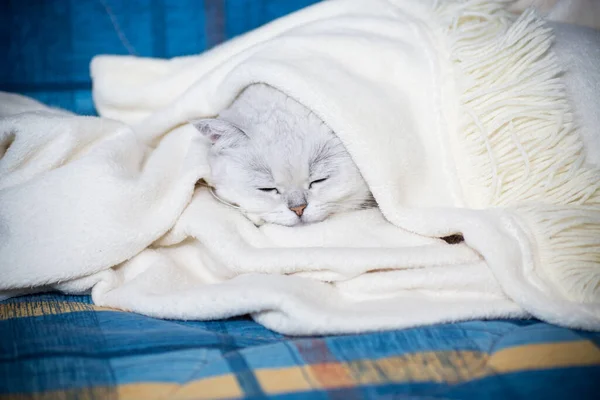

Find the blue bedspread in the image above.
[
  {"left": 2, "top": 1, "right": 600, "bottom": 398},
  {"left": 1, "top": 293, "right": 599, "bottom": 399},
  {"left": 1, "top": 0, "right": 321, "bottom": 115}
]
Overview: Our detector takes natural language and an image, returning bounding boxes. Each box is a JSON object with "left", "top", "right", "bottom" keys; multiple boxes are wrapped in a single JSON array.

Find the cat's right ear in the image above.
[{"left": 190, "top": 118, "right": 246, "bottom": 144}]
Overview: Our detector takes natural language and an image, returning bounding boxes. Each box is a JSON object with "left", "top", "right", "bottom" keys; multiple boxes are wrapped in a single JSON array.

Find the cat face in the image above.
[{"left": 192, "top": 116, "right": 374, "bottom": 226}]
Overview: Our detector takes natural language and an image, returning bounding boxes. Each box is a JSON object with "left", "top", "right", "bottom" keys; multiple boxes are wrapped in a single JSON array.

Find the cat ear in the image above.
[{"left": 190, "top": 118, "right": 246, "bottom": 144}]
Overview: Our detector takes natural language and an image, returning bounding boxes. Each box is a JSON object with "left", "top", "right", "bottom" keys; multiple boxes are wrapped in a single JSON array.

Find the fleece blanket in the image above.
[
  {"left": 510, "top": 0, "right": 600, "bottom": 29},
  {"left": 1, "top": 0, "right": 599, "bottom": 335}
]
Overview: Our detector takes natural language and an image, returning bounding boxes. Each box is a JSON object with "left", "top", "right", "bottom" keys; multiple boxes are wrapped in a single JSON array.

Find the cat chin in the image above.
[
  {"left": 256, "top": 211, "right": 330, "bottom": 227},
  {"left": 300, "top": 211, "right": 331, "bottom": 225},
  {"left": 241, "top": 200, "right": 366, "bottom": 226}
]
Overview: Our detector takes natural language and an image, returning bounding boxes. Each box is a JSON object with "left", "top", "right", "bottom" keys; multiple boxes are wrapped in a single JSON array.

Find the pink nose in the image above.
[{"left": 290, "top": 204, "right": 307, "bottom": 217}]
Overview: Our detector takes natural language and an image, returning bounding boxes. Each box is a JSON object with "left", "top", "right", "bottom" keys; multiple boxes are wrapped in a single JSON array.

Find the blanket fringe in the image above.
[
  {"left": 435, "top": 0, "right": 600, "bottom": 302},
  {"left": 514, "top": 204, "right": 600, "bottom": 303}
]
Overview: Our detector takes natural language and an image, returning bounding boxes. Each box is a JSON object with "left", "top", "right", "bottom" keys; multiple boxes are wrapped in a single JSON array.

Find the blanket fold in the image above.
[{"left": 1, "top": 0, "right": 599, "bottom": 334}]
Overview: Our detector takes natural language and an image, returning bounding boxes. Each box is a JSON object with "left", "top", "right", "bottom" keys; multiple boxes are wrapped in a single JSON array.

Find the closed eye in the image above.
[
  {"left": 309, "top": 178, "right": 328, "bottom": 189},
  {"left": 258, "top": 187, "right": 279, "bottom": 194}
]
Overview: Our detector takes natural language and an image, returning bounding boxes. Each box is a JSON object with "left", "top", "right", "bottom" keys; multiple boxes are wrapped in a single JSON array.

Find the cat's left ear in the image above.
[{"left": 190, "top": 118, "right": 246, "bottom": 144}]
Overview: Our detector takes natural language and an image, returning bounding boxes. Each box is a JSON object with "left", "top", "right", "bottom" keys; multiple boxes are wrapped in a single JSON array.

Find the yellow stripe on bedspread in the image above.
[
  {"left": 0, "top": 300, "right": 115, "bottom": 320},
  {"left": 2, "top": 341, "right": 598, "bottom": 399}
]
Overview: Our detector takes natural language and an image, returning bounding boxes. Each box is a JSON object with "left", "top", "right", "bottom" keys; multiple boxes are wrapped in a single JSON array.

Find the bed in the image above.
[
  {"left": 2, "top": 1, "right": 599, "bottom": 398},
  {"left": 2, "top": 292, "right": 599, "bottom": 399}
]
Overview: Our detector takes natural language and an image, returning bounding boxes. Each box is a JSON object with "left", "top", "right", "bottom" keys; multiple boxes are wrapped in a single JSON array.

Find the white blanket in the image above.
[
  {"left": 1, "top": 0, "right": 599, "bottom": 335},
  {"left": 510, "top": 0, "right": 600, "bottom": 29}
]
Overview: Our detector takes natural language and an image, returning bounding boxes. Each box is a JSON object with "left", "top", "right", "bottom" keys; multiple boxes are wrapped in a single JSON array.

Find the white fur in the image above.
[{"left": 192, "top": 84, "right": 374, "bottom": 226}]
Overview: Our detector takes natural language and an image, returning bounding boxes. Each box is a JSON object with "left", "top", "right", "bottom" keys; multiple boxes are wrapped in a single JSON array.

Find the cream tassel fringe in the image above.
[{"left": 435, "top": 0, "right": 600, "bottom": 303}]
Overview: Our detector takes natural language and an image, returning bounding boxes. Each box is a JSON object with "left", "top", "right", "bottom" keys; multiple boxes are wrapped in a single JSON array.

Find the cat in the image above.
[{"left": 191, "top": 83, "right": 376, "bottom": 226}]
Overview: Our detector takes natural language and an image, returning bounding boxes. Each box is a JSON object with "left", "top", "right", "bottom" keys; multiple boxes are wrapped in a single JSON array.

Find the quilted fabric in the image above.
[
  {"left": 0, "top": 0, "right": 321, "bottom": 115},
  {"left": 1, "top": 293, "right": 599, "bottom": 399},
  {"left": 2, "top": 2, "right": 600, "bottom": 398}
]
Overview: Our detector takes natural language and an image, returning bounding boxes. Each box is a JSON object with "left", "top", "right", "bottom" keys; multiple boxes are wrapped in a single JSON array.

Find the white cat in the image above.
[{"left": 191, "top": 84, "right": 375, "bottom": 226}]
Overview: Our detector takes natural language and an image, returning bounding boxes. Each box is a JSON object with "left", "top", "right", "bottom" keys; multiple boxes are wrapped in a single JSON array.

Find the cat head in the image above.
[{"left": 191, "top": 112, "right": 374, "bottom": 226}]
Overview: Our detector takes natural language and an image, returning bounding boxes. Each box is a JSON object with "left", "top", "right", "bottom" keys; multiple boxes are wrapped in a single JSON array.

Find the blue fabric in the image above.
[
  {"left": 1, "top": 0, "right": 321, "bottom": 115},
  {"left": 2, "top": 2, "right": 600, "bottom": 398},
  {"left": 1, "top": 293, "right": 599, "bottom": 399}
]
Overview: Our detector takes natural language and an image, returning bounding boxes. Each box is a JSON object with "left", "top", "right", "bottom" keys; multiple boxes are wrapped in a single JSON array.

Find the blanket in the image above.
[
  {"left": 510, "top": 0, "right": 600, "bottom": 29},
  {"left": 1, "top": 0, "right": 599, "bottom": 335}
]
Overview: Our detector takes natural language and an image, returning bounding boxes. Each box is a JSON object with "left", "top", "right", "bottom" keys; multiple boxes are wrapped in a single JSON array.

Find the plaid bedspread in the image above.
[
  {"left": 2, "top": 1, "right": 600, "bottom": 398},
  {"left": 1, "top": 293, "right": 599, "bottom": 399},
  {"left": 1, "top": 0, "right": 323, "bottom": 115}
]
